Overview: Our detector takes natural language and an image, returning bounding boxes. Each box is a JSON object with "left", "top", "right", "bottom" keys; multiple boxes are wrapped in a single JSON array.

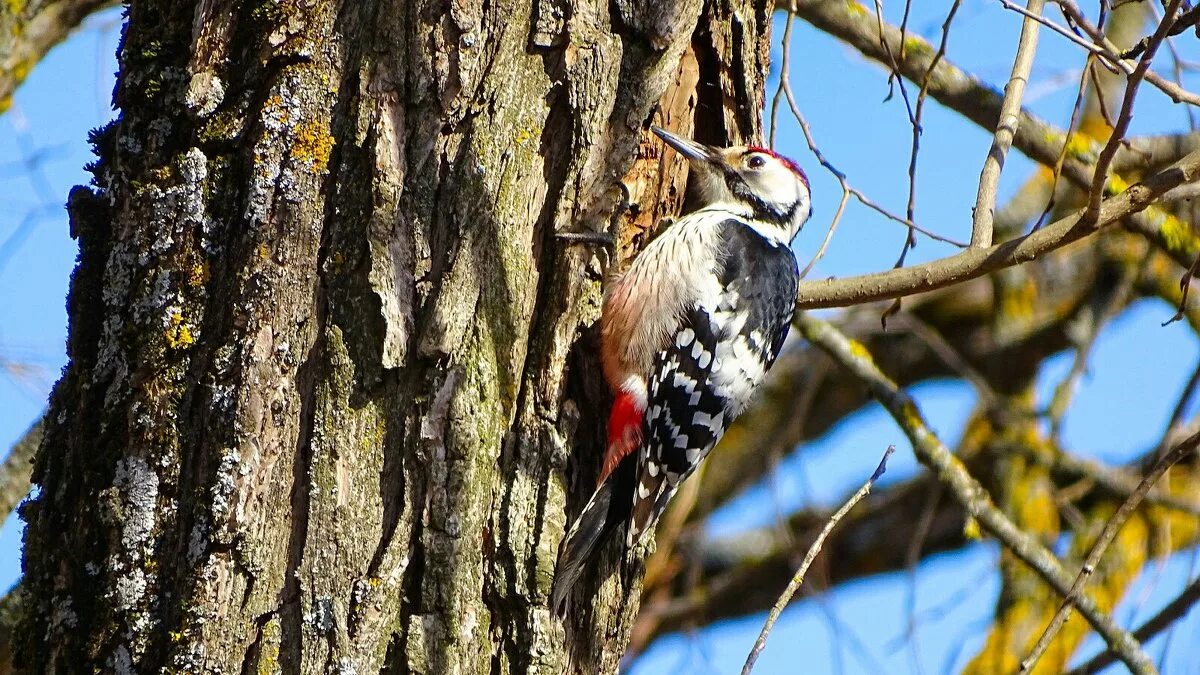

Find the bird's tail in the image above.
[{"left": 551, "top": 394, "right": 643, "bottom": 613}]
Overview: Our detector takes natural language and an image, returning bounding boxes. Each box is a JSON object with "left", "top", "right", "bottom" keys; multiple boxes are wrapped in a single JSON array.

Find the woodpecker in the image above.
[{"left": 552, "top": 126, "right": 812, "bottom": 611}]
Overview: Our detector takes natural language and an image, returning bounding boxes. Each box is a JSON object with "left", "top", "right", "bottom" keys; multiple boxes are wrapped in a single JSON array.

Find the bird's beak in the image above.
[{"left": 652, "top": 126, "right": 721, "bottom": 165}]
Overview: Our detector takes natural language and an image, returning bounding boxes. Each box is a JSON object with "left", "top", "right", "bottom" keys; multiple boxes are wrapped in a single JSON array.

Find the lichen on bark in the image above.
[{"left": 16, "top": 0, "right": 772, "bottom": 672}]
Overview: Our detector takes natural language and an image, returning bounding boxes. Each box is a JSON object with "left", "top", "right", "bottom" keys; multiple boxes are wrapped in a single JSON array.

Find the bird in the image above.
[{"left": 551, "top": 126, "right": 812, "bottom": 612}]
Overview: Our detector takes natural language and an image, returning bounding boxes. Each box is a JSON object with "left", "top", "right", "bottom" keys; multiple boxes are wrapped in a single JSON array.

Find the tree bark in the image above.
[{"left": 16, "top": 0, "right": 770, "bottom": 672}]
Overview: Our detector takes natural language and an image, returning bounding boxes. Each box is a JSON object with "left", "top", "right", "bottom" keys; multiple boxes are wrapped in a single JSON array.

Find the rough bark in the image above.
[{"left": 16, "top": 1, "right": 771, "bottom": 673}]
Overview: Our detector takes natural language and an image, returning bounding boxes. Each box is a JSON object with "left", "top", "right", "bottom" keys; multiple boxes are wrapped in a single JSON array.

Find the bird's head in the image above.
[{"left": 653, "top": 126, "right": 811, "bottom": 243}]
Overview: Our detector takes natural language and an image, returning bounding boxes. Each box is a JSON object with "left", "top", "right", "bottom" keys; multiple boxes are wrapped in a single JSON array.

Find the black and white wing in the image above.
[{"left": 628, "top": 220, "right": 799, "bottom": 545}]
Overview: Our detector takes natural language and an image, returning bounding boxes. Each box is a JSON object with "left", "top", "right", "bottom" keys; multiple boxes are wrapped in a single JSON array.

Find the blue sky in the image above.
[{"left": 1, "top": 2, "right": 1197, "bottom": 673}]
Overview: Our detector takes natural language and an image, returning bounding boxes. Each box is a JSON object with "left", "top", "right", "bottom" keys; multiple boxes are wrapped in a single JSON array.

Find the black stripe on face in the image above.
[{"left": 722, "top": 168, "right": 796, "bottom": 225}]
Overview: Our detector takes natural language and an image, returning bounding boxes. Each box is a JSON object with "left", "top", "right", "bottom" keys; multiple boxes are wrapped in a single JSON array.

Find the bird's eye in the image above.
[{"left": 747, "top": 154, "right": 766, "bottom": 169}]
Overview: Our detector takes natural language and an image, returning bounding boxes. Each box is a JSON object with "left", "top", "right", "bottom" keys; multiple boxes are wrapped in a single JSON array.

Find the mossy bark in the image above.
[{"left": 16, "top": 0, "right": 770, "bottom": 672}]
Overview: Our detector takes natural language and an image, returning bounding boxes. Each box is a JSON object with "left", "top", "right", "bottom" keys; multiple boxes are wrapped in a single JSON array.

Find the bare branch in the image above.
[
  {"left": 1054, "top": 0, "right": 1200, "bottom": 107},
  {"left": 0, "top": 0, "right": 113, "bottom": 112},
  {"left": 787, "top": 0, "right": 1173, "bottom": 175},
  {"left": 902, "top": 1, "right": 963, "bottom": 264},
  {"left": 1085, "top": 0, "right": 1185, "bottom": 224},
  {"left": 1002, "top": 1, "right": 1124, "bottom": 73},
  {"left": 1121, "top": 4, "right": 1200, "bottom": 60},
  {"left": 741, "top": 446, "right": 894, "bottom": 675},
  {"left": 974, "top": 0, "right": 1046, "bottom": 248},
  {"left": 797, "top": 312, "right": 1157, "bottom": 675},
  {"left": 793, "top": 148, "right": 1200, "bottom": 309},
  {"left": 0, "top": 420, "right": 40, "bottom": 524}
]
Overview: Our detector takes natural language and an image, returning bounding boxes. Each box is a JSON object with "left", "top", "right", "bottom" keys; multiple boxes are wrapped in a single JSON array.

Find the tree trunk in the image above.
[{"left": 17, "top": 0, "right": 770, "bottom": 672}]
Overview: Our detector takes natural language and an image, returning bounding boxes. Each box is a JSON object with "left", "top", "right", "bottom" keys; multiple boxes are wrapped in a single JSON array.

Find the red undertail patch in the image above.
[{"left": 599, "top": 392, "right": 644, "bottom": 486}]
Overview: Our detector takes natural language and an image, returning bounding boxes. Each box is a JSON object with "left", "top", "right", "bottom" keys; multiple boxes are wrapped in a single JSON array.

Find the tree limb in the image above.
[
  {"left": 793, "top": 149, "right": 1200, "bottom": 309},
  {"left": 0, "top": 0, "right": 113, "bottom": 112},
  {"left": 973, "top": 0, "right": 1045, "bottom": 247},
  {"left": 1065, "top": 575, "right": 1200, "bottom": 675},
  {"left": 0, "top": 420, "right": 40, "bottom": 524},
  {"left": 797, "top": 312, "right": 1157, "bottom": 675}
]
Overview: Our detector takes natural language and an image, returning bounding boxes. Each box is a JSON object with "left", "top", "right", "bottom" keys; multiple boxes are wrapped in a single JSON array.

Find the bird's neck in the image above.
[{"left": 697, "top": 201, "right": 795, "bottom": 248}]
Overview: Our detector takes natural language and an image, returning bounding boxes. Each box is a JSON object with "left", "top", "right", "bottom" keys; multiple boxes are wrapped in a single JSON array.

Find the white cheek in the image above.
[{"left": 759, "top": 171, "right": 798, "bottom": 204}]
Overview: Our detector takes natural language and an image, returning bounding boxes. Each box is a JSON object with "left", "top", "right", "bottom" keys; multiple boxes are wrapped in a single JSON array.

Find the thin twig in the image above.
[
  {"left": 1085, "top": 0, "right": 1185, "bottom": 224},
  {"left": 789, "top": 0, "right": 1189, "bottom": 274},
  {"left": 800, "top": 189, "right": 849, "bottom": 278},
  {"left": 904, "top": 0, "right": 962, "bottom": 264},
  {"left": 1033, "top": 63, "right": 1092, "bottom": 232},
  {"left": 1155, "top": 357, "right": 1200, "bottom": 459},
  {"left": 1162, "top": 250, "right": 1200, "bottom": 326},
  {"left": 974, "top": 0, "right": 1046, "bottom": 247},
  {"left": 793, "top": 148, "right": 1200, "bottom": 309},
  {"left": 1000, "top": 0, "right": 1119, "bottom": 71},
  {"left": 1122, "top": 4, "right": 1200, "bottom": 59},
  {"left": 871, "top": 0, "right": 917, "bottom": 125},
  {"left": 1053, "top": 0, "right": 1200, "bottom": 106},
  {"left": 780, "top": 70, "right": 965, "bottom": 248},
  {"left": 741, "top": 445, "right": 895, "bottom": 675},
  {"left": 768, "top": 0, "right": 797, "bottom": 147},
  {"left": 903, "top": 482, "right": 943, "bottom": 675},
  {"left": 870, "top": 0, "right": 921, "bottom": 267},
  {"left": 1019, "top": 428, "right": 1200, "bottom": 672}
]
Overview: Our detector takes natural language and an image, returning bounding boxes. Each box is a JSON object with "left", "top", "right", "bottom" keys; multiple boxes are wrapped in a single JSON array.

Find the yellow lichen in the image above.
[
  {"left": 9, "top": 57, "right": 32, "bottom": 86},
  {"left": 292, "top": 118, "right": 333, "bottom": 172},
  {"left": 1160, "top": 211, "right": 1200, "bottom": 256},
  {"left": 846, "top": 0, "right": 869, "bottom": 17},
  {"left": 999, "top": 276, "right": 1037, "bottom": 320},
  {"left": 901, "top": 35, "right": 932, "bottom": 58},
  {"left": 1063, "top": 132, "right": 1097, "bottom": 160},
  {"left": 846, "top": 338, "right": 874, "bottom": 364},
  {"left": 962, "top": 516, "right": 982, "bottom": 541},
  {"left": 165, "top": 311, "right": 195, "bottom": 350},
  {"left": 188, "top": 260, "right": 209, "bottom": 287}
]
